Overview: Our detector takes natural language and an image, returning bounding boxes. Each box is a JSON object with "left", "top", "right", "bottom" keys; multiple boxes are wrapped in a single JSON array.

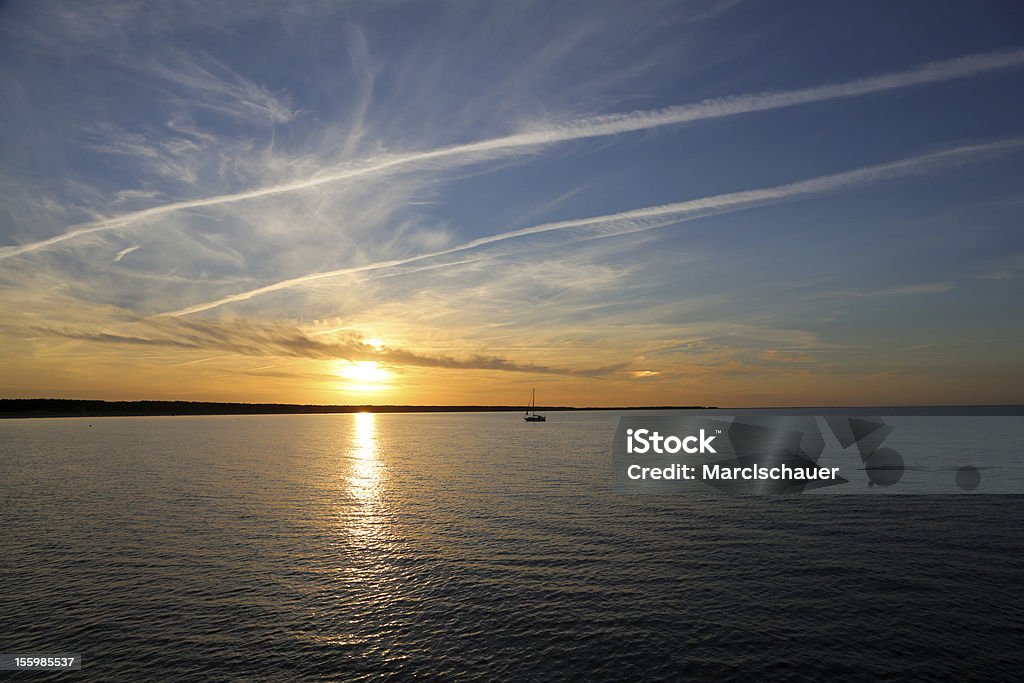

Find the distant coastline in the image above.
[
  {"left": 0, "top": 398, "right": 716, "bottom": 419},
  {"left": 2, "top": 399, "right": 1021, "bottom": 419}
]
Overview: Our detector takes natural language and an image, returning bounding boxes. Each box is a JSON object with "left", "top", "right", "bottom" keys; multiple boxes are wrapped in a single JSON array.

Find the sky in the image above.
[{"left": 1, "top": 0, "right": 1023, "bottom": 407}]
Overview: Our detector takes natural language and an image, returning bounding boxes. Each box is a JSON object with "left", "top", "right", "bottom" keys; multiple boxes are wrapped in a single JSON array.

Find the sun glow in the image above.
[{"left": 334, "top": 360, "right": 391, "bottom": 392}]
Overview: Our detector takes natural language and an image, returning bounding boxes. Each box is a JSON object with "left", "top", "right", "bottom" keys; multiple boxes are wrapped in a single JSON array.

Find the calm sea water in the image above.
[{"left": 2, "top": 412, "right": 1022, "bottom": 680}]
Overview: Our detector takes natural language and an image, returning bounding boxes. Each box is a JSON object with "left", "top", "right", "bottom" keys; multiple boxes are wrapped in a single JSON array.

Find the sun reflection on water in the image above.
[
  {"left": 350, "top": 411, "right": 381, "bottom": 501},
  {"left": 307, "top": 412, "right": 398, "bottom": 647},
  {"left": 344, "top": 411, "right": 388, "bottom": 549}
]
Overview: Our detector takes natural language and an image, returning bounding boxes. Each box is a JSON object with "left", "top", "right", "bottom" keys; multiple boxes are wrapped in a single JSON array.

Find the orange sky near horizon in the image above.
[{"left": 2, "top": 336, "right": 1019, "bottom": 408}]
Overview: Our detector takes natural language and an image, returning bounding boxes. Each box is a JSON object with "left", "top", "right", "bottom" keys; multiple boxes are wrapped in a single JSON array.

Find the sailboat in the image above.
[{"left": 524, "top": 387, "right": 546, "bottom": 422}]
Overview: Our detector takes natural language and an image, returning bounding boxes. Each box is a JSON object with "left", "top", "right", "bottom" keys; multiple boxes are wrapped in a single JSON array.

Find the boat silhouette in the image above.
[{"left": 524, "top": 388, "right": 546, "bottom": 422}]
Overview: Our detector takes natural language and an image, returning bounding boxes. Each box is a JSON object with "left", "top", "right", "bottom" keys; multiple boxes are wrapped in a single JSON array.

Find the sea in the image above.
[{"left": 2, "top": 411, "right": 1023, "bottom": 680}]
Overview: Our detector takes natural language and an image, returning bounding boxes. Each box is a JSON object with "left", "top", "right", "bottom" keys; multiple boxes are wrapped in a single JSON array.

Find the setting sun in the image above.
[{"left": 334, "top": 360, "right": 391, "bottom": 392}]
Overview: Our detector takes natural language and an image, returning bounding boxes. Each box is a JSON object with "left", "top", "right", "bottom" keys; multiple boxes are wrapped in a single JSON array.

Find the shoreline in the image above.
[
  {"left": 0, "top": 399, "right": 714, "bottom": 419},
  {"left": 2, "top": 399, "right": 1021, "bottom": 419}
]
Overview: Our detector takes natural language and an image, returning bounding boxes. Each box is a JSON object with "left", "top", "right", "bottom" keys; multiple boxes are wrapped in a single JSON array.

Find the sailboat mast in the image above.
[{"left": 522, "top": 387, "right": 546, "bottom": 422}]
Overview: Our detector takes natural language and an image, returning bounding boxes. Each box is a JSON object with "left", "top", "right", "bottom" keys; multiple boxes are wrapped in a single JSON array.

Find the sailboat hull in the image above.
[{"left": 524, "top": 387, "right": 546, "bottom": 421}]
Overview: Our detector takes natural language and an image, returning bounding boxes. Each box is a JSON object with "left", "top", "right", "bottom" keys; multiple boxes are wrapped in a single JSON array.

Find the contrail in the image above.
[
  {"left": 161, "top": 138, "right": 1024, "bottom": 317},
  {"left": 113, "top": 245, "right": 140, "bottom": 262},
  {"left": 3, "top": 48, "right": 1024, "bottom": 261}
]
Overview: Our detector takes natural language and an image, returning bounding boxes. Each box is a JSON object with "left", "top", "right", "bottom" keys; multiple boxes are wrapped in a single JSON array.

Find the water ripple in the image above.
[{"left": 1, "top": 413, "right": 1022, "bottom": 680}]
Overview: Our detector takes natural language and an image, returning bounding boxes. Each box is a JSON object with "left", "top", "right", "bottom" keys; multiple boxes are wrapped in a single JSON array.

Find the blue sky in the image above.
[{"left": 1, "top": 0, "right": 1023, "bottom": 406}]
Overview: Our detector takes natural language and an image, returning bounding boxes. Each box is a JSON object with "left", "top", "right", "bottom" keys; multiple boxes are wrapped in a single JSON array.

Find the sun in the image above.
[
  {"left": 334, "top": 360, "right": 391, "bottom": 391},
  {"left": 336, "top": 360, "right": 389, "bottom": 383}
]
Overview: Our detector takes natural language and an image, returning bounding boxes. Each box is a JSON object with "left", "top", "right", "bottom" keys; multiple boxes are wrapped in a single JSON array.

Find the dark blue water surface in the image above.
[{"left": 2, "top": 412, "right": 1022, "bottom": 680}]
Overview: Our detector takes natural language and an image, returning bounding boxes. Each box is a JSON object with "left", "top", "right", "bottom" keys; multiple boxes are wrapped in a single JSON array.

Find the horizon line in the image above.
[{"left": 2, "top": 398, "right": 1022, "bottom": 413}]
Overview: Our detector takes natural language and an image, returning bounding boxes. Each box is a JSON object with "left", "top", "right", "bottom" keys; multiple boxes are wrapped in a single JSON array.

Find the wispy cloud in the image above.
[
  {"left": 139, "top": 50, "right": 297, "bottom": 125},
  {"left": 809, "top": 282, "right": 956, "bottom": 298},
  {"left": 37, "top": 318, "right": 629, "bottom": 377},
  {"left": 161, "top": 137, "right": 1024, "bottom": 316},
  {"left": 976, "top": 253, "right": 1024, "bottom": 280},
  {"left": 113, "top": 245, "right": 140, "bottom": 262},
  {"left": 3, "top": 48, "right": 1023, "bottom": 261}
]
